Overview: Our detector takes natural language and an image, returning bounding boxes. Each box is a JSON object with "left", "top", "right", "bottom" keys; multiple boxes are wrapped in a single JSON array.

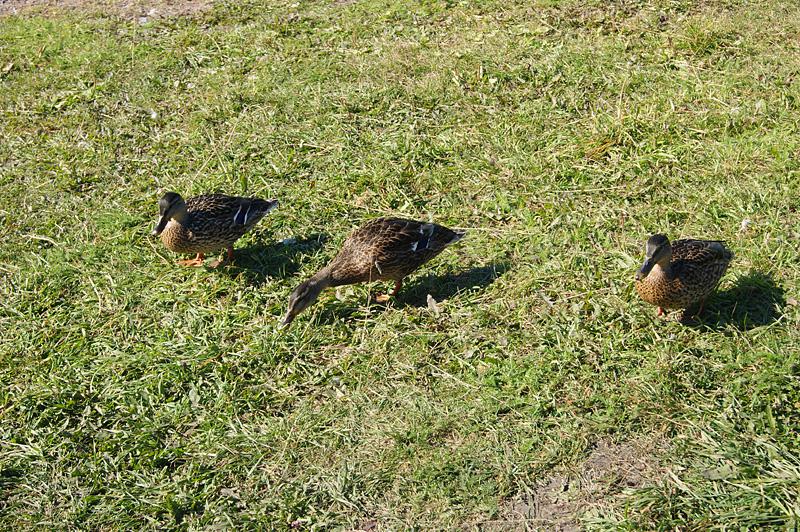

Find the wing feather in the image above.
[
  {"left": 186, "top": 194, "right": 275, "bottom": 228},
  {"left": 331, "top": 217, "right": 464, "bottom": 283},
  {"left": 672, "top": 239, "right": 733, "bottom": 265}
]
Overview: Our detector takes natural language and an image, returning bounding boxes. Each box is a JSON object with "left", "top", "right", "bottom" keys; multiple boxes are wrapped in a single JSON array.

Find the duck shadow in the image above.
[
  {"left": 397, "top": 261, "right": 510, "bottom": 307},
  {"left": 310, "top": 261, "right": 510, "bottom": 326},
  {"left": 688, "top": 271, "right": 786, "bottom": 331},
  {"left": 222, "top": 233, "right": 328, "bottom": 286}
]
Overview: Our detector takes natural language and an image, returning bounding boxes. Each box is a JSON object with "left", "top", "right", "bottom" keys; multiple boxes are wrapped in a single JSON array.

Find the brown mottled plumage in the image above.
[
  {"left": 153, "top": 192, "right": 278, "bottom": 267},
  {"left": 281, "top": 217, "right": 465, "bottom": 326},
  {"left": 635, "top": 234, "right": 733, "bottom": 317}
]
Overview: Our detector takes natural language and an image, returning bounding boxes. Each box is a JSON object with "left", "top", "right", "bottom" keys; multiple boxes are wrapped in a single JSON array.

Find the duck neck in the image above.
[
  {"left": 172, "top": 209, "right": 189, "bottom": 225},
  {"left": 310, "top": 265, "right": 335, "bottom": 289},
  {"left": 653, "top": 259, "right": 673, "bottom": 279}
]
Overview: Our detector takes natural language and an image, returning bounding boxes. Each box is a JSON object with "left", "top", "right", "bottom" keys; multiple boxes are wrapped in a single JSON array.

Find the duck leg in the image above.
[
  {"left": 375, "top": 280, "right": 403, "bottom": 303},
  {"left": 178, "top": 253, "right": 205, "bottom": 267},
  {"left": 209, "top": 246, "right": 235, "bottom": 269},
  {"left": 696, "top": 297, "right": 707, "bottom": 316}
]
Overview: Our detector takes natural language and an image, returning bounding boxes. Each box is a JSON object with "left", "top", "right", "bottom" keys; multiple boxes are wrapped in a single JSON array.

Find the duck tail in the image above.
[
  {"left": 252, "top": 198, "right": 279, "bottom": 214},
  {"left": 234, "top": 198, "right": 278, "bottom": 226},
  {"left": 422, "top": 224, "right": 465, "bottom": 251},
  {"left": 450, "top": 229, "right": 466, "bottom": 243}
]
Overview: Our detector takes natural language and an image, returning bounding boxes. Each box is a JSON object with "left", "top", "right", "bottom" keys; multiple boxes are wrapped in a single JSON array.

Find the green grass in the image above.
[{"left": 1, "top": 0, "right": 799, "bottom": 529}]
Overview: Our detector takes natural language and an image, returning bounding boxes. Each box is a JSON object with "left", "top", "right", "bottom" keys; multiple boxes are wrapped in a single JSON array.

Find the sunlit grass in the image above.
[{"left": 1, "top": 0, "right": 798, "bottom": 528}]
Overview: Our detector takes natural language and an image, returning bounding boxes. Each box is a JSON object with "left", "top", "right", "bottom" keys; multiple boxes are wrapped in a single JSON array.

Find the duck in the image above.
[
  {"left": 152, "top": 191, "right": 278, "bottom": 267},
  {"left": 634, "top": 233, "right": 733, "bottom": 317},
  {"left": 281, "top": 217, "right": 465, "bottom": 326}
]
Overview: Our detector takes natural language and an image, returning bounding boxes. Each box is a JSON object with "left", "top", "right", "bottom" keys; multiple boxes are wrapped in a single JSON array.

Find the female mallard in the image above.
[
  {"left": 153, "top": 192, "right": 278, "bottom": 267},
  {"left": 634, "top": 234, "right": 733, "bottom": 317},
  {"left": 281, "top": 217, "right": 465, "bottom": 326}
]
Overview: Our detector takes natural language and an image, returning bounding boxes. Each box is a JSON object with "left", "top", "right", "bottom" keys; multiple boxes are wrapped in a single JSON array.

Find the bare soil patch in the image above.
[
  {"left": 469, "top": 437, "right": 667, "bottom": 531},
  {"left": 0, "top": 0, "right": 214, "bottom": 19}
]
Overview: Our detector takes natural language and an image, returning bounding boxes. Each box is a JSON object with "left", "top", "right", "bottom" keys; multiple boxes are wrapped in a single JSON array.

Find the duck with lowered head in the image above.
[{"left": 281, "top": 217, "right": 465, "bottom": 326}]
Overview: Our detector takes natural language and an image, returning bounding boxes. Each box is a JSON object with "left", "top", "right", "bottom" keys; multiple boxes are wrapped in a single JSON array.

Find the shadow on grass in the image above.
[
  {"left": 310, "top": 261, "right": 510, "bottom": 326},
  {"left": 689, "top": 271, "right": 785, "bottom": 331},
  {"left": 398, "top": 261, "right": 511, "bottom": 307},
  {"left": 223, "top": 233, "right": 328, "bottom": 286}
]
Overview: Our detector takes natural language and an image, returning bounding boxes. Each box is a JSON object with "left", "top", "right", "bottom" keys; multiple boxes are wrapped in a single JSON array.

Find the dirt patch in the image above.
[
  {"left": 0, "top": 0, "right": 214, "bottom": 19},
  {"left": 470, "top": 437, "right": 666, "bottom": 531}
]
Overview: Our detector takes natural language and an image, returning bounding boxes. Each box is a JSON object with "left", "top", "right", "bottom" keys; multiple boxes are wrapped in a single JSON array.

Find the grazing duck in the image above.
[
  {"left": 153, "top": 192, "right": 278, "bottom": 267},
  {"left": 281, "top": 217, "right": 465, "bottom": 326},
  {"left": 634, "top": 234, "right": 733, "bottom": 317}
]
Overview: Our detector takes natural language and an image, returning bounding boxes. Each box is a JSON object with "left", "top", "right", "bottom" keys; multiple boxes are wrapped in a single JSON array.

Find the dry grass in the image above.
[{"left": 0, "top": 0, "right": 213, "bottom": 18}]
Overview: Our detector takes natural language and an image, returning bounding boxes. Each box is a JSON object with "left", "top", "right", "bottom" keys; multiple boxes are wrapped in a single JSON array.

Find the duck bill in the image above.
[
  {"left": 152, "top": 215, "right": 169, "bottom": 236},
  {"left": 635, "top": 258, "right": 655, "bottom": 281},
  {"left": 280, "top": 313, "right": 295, "bottom": 328}
]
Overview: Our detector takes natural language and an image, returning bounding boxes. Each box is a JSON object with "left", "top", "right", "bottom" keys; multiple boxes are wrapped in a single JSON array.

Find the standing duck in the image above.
[
  {"left": 634, "top": 234, "right": 733, "bottom": 317},
  {"left": 281, "top": 217, "right": 465, "bottom": 326},
  {"left": 153, "top": 192, "right": 278, "bottom": 267}
]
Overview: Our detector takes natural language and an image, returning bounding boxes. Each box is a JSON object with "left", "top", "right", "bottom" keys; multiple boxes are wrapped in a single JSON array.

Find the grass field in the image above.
[{"left": 1, "top": 0, "right": 799, "bottom": 529}]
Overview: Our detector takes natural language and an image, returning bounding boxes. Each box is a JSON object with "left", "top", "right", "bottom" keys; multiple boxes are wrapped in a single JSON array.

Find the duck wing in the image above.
[
  {"left": 186, "top": 194, "right": 278, "bottom": 229},
  {"left": 672, "top": 239, "right": 732, "bottom": 263},
  {"left": 332, "top": 217, "right": 465, "bottom": 283},
  {"left": 671, "top": 239, "right": 733, "bottom": 278},
  {"left": 366, "top": 217, "right": 464, "bottom": 255}
]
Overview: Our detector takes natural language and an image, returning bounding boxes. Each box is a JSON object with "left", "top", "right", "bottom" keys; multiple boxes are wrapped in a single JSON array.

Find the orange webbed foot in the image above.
[
  {"left": 208, "top": 247, "right": 235, "bottom": 269},
  {"left": 178, "top": 253, "right": 205, "bottom": 267},
  {"left": 375, "top": 281, "right": 403, "bottom": 303}
]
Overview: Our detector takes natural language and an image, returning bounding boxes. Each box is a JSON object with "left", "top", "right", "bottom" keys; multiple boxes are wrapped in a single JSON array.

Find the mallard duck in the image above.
[
  {"left": 281, "top": 217, "right": 465, "bottom": 326},
  {"left": 152, "top": 192, "right": 278, "bottom": 267},
  {"left": 634, "top": 234, "right": 733, "bottom": 317}
]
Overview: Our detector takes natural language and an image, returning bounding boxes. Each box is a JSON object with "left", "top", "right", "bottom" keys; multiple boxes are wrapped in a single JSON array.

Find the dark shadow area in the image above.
[
  {"left": 398, "top": 261, "right": 511, "bottom": 307},
  {"left": 220, "top": 233, "right": 328, "bottom": 286},
  {"left": 313, "top": 303, "right": 363, "bottom": 327},
  {"left": 307, "top": 261, "right": 510, "bottom": 326},
  {"left": 686, "top": 271, "right": 786, "bottom": 331}
]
